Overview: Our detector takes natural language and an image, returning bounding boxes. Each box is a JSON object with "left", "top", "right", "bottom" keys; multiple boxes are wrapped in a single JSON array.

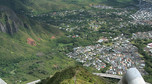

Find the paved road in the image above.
[{"left": 93, "top": 73, "right": 122, "bottom": 79}]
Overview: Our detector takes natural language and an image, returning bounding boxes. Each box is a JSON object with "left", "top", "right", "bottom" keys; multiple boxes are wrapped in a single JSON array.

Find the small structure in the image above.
[
  {"left": 97, "top": 37, "right": 108, "bottom": 43},
  {"left": 27, "top": 38, "right": 36, "bottom": 46},
  {"left": 147, "top": 43, "right": 152, "bottom": 48}
]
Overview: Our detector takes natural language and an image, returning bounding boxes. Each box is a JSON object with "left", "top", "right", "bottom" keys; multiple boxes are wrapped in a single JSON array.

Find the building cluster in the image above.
[
  {"left": 92, "top": 5, "right": 113, "bottom": 9},
  {"left": 131, "top": 8, "right": 152, "bottom": 20},
  {"left": 67, "top": 36, "right": 146, "bottom": 75},
  {"left": 131, "top": 1, "right": 152, "bottom": 24},
  {"left": 28, "top": 6, "right": 132, "bottom": 33},
  {"left": 132, "top": 31, "right": 152, "bottom": 39}
]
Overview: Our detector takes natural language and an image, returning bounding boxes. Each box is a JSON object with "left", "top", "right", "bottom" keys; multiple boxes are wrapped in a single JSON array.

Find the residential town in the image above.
[
  {"left": 66, "top": 35, "right": 146, "bottom": 75},
  {"left": 26, "top": 0, "right": 152, "bottom": 78},
  {"left": 131, "top": 1, "right": 152, "bottom": 25},
  {"left": 30, "top": 6, "right": 135, "bottom": 33}
]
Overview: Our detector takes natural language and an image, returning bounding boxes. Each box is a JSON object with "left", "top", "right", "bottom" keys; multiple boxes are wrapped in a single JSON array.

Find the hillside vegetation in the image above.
[
  {"left": 0, "top": 0, "right": 143, "bottom": 83},
  {"left": 37, "top": 66, "right": 118, "bottom": 84},
  {"left": 27, "top": 0, "right": 139, "bottom": 13},
  {"left": 0, "top": 21, "right": 78, "bottom": 84},
  {"left": 0, "top": 6, "right": 79, "bottom": 84}
]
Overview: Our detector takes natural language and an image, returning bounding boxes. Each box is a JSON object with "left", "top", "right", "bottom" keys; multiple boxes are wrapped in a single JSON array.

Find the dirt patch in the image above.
[{"left": 27, "top": 38, "right": 36, "bottom": 46}]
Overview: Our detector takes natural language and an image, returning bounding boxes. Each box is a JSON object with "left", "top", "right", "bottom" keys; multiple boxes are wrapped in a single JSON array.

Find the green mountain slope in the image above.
[
  {"left": 0, "top": 0, "right": 28, "bottom": 12},
  {"left": 0, "top": 6, "right": 23, "bottom": 35},
  {"left": 37, "top": 66, "right": 118, "bottom": 84},
  {"left": 0, "top": 6, "right": 78, "bottom": 84},
  {"left": 26, "top": 0, "right": 139, "bottom": 13}
]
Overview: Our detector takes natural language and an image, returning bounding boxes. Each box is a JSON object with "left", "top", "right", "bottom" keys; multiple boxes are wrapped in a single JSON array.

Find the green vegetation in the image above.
[
  {"left": 0, "top": 0, "right": 152, "bottom": 83},
  {"left": 0, "top": 0, "right": 28, "bottom": 12},
  {"left": 0, "top": 0, "right": 139, "bottom": 14},
  {"left": 132, "top": 39, "right": 152, "bottom": 83},
  {"left": 37, "top": 66, "right": 118, "bottom": 84},
  {"left": 0, "top": 12, "right": 79, "bottom": 83},
  {"left": 103, "top": 0, "right": 139, "bottom": 8},
  {"left": 27, "top": 0, "right": 138, "bottom": 13}
]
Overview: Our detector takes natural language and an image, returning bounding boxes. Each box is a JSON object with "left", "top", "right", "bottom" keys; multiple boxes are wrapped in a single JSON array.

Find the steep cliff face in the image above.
[{"left": 0, "top": 6, "right": 23, "bottom": 35}]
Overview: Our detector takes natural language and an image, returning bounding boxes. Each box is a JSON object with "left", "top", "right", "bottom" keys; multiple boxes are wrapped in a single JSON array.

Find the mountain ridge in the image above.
[
  {"left": 0, "top": 6, "right": 23, "bottom": 35},
  {"left": 37, "top": 66, "right": 118, "bottom": 84}
]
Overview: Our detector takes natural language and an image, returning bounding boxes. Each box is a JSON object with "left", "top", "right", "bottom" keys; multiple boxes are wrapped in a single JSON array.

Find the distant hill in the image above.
[
  {"left": 37, "top": 66, "right": 118, "bottom": 84},
  {"left": 0, "top": 0, "right": 139, "bottom": 14},
  {"left": 26, "top": 0, "right": 139, "bottom": 13},
  {"left": 0, "top": 0, "right": 28, "bottom": 12}
]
